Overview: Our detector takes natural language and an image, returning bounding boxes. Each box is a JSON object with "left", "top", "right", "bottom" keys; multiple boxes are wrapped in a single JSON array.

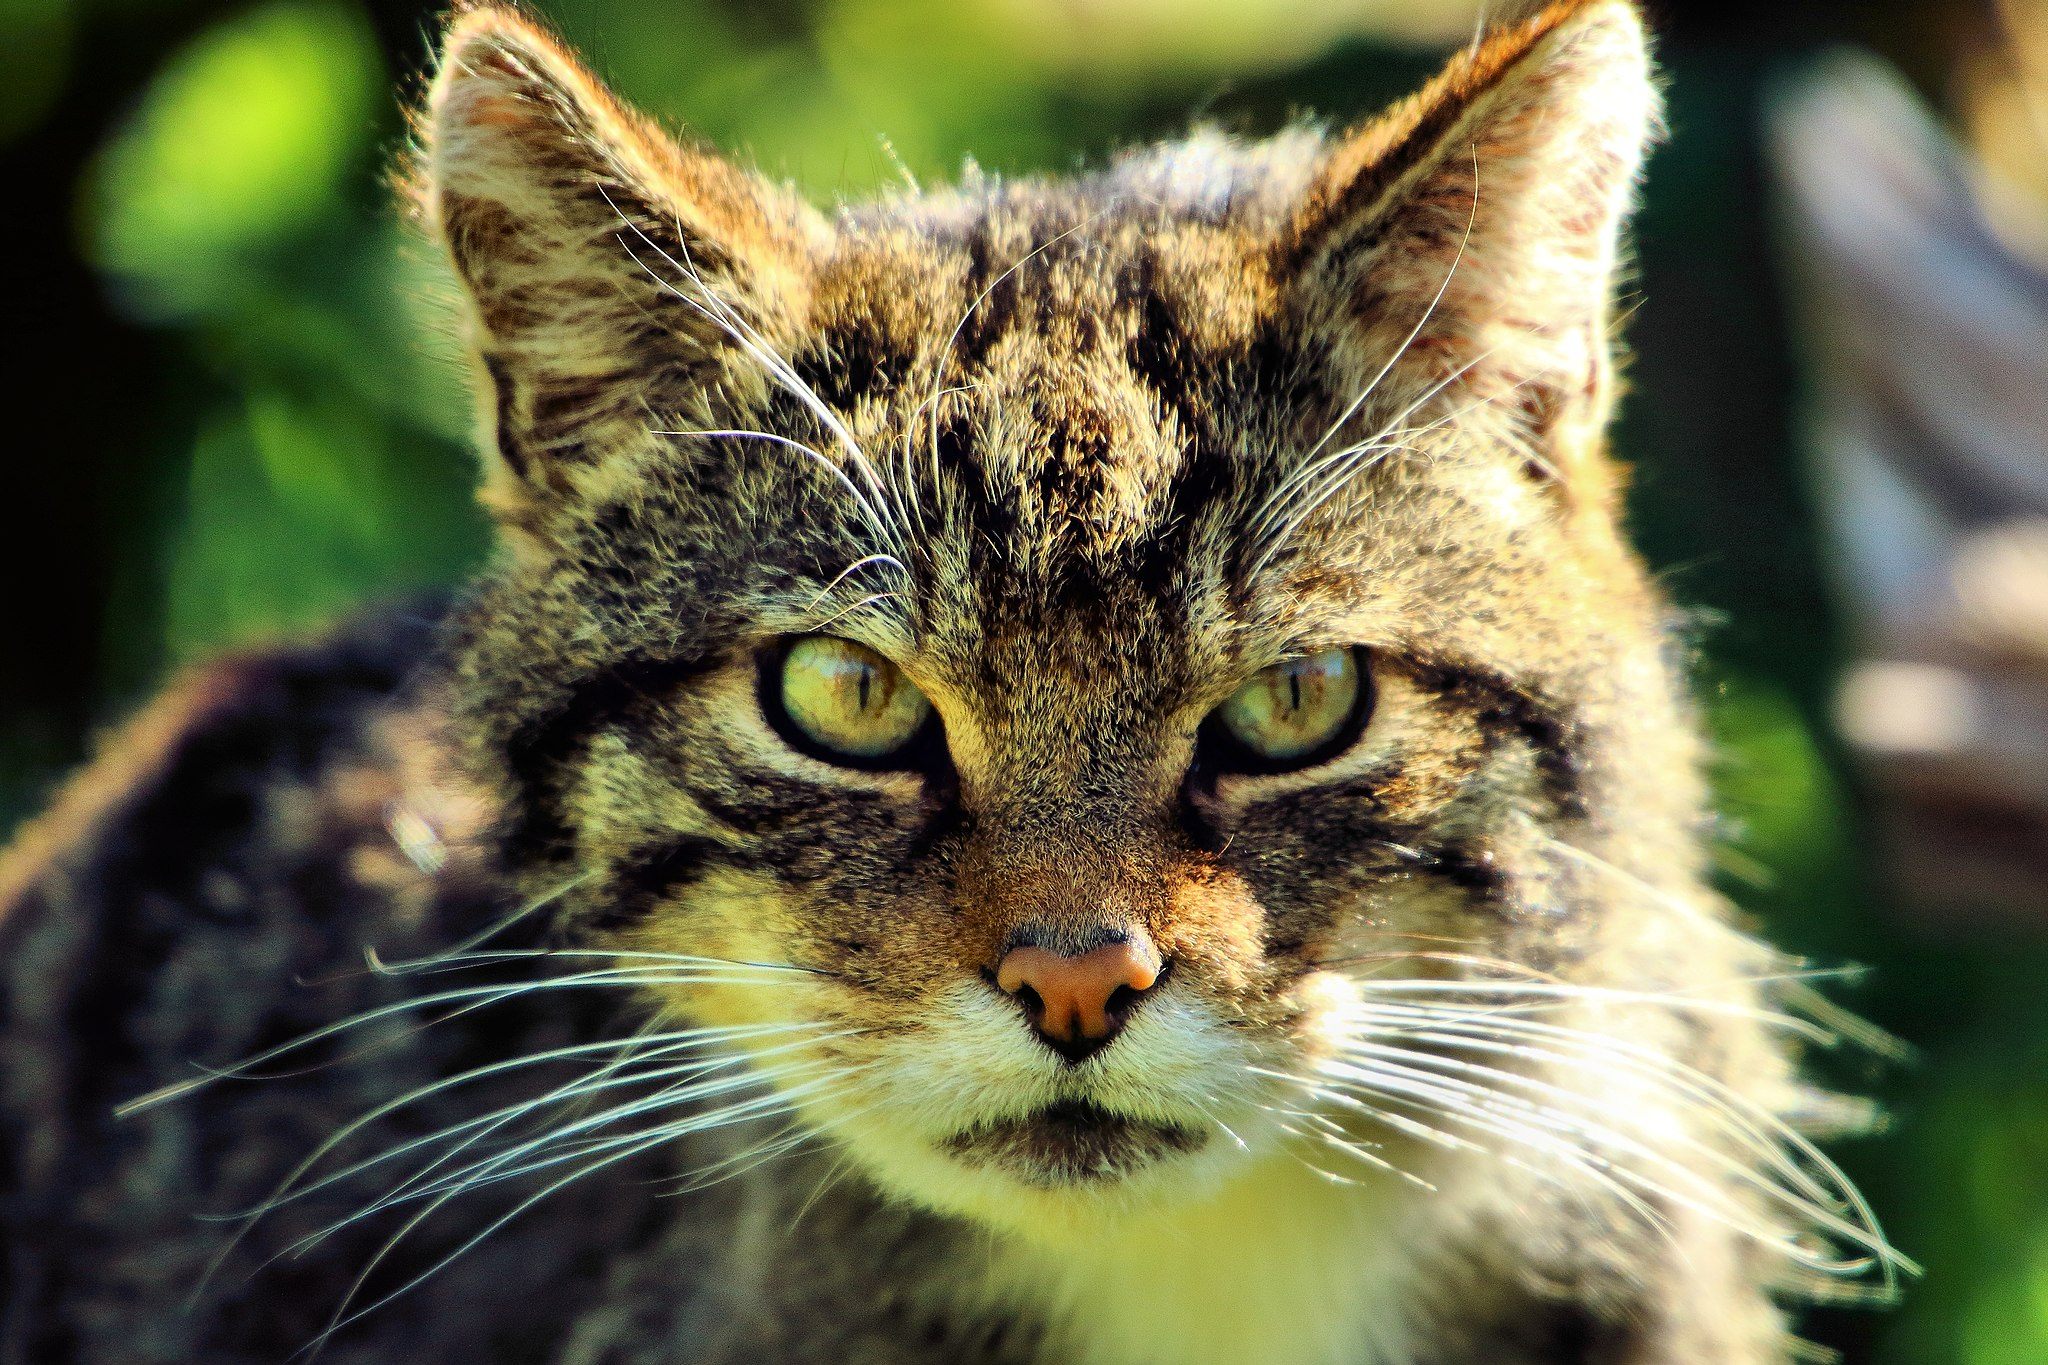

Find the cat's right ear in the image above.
[{"left": 417, "top": 5, "right": 828, "bottom": 548}]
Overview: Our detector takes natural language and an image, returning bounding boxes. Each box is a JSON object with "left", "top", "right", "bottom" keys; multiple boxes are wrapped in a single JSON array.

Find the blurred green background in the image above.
[{"left": 2, "top": 0, "right": 2043, "bottom": 1359}]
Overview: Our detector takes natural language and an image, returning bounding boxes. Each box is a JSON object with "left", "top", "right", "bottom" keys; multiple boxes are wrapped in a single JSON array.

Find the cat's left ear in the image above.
[{"left": 1280, "top": 0, "right": 1658, "bottom": 501}]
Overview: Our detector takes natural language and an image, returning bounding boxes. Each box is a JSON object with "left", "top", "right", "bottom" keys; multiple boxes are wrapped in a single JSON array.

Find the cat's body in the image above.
[
  {"left": 0, "top": 3, "right": 1899, "bottom": 1362},
  {"left": 0, "top": 618, "right": 1769, "bottom": 1364}
]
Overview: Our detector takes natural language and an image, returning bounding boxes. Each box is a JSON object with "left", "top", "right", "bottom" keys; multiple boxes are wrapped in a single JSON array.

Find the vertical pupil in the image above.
[
  {"left": 1287, "top": 668, "right": 1302, "bottom": 714},
  {"left": 857, "top": 663, "right": 873, "bottom": 712}
]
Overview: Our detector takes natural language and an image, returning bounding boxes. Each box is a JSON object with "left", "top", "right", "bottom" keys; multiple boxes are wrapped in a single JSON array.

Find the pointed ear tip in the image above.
[
  {"left": 1541, "top": 0, "right": 1647, "bottom": 34},
  {"left": 427, "top": 0, "right": 610, "bottom": 157},
  {"left": 433, "top": 2, "right": 581, "bottom": 95},
  {"left": 1488, "top": 0, "right": 1657, "bottom": 132},
  {"left": 1532, "top": 0, "right": 1653, "bottom": 69},
  {"left": 441, "top": 2, "right": 550, "bottom": 53}
]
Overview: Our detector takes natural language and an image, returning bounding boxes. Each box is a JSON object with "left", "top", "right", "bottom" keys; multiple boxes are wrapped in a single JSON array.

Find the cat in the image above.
[{"left": 0, "top": 2, "right": 1905, "bottom": 1361}]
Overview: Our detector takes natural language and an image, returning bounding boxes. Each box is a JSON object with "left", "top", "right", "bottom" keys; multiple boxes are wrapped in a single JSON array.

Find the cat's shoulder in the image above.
[
  {"left": 0, "top": 599, "right": 504, "bottom": 1167},
  {"left": 0, "top": 601, "right": 456, "bottom": 941}
]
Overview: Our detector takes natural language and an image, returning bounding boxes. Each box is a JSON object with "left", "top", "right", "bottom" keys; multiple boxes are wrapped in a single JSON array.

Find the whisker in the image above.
[
  {"left": 1350, "top": 1007, "right": 1892, "bottom": 1235},
  {"left": 219, "top": 1022, "right": 836, "bottom": 1225},
  {"left": 297, "top": 1040, "right": 863, "bottom": 1239},
  {"left": 1290, "top": 149, "right": 1482, "bottom": 471},
  {"left": 1347, "top": 977, "right": 1839, "bottom": 1042},
  {"left": 118, "top": 965, "right": 822, "bottom": 1116},
  {"left": 1322, "top": 1015, "right": 1910, "bottom": 1284},
  {"left": 187, "top": 1019, "right": 721, "bottom": 1305},
  {"left": 606, "top": 199, "right": 912, "bottom": 564},
  {"left": 372, "top": 873, "right": 593, "bottom": 974},
  {"left": 295, "top": 1066, "right": 868, "bottom": 1356},
  {"left": 367, "top": 947, "right": 836, "bottom": 979},
  {"left": 803, "top": 552, "right": 913, "bottom": 612},
  {"left": 1306, "top": 1061, "right": 1691, "bottom": 1250},
  {"left": 1268, "top": 1106, "right": 1438, "bottom": 1192},
  {"left": 648, "top": 425, "right": 907, "bottom": 570},
  {"left": 1529, "top": 831, "right": 1909, "bottom": 1060}
]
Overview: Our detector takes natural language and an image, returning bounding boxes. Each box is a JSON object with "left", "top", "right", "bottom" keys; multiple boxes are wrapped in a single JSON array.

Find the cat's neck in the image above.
[{"left": 949, "top": 1154, "right": 1424, "bottom": 1365}]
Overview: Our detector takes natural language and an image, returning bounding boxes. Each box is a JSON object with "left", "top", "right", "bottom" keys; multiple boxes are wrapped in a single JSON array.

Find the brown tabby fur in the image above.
[{"left": 0, "top": 3, "right": 1899, "bottom": 1361}]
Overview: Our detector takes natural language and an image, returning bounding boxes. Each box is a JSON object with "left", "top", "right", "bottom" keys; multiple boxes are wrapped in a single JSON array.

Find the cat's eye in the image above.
[
  {"left": 769, "top": 636, "right": 935, "bottom": 767},
  {"left": 1210, "top": 647, "right": 1372, "bottom": 772}
]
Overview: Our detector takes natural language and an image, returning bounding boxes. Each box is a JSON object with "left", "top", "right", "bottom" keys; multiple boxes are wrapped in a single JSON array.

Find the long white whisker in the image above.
[
  {"left": 1529, "top": 831, "right": 1907, "bottom": 1060},
  {"left": 371, "top": 874, "right": 592, "bottom": 974},
  {"left": 1317, "top": 1011, "right": 1908, "bottom": 1283},
  {"left": 648, "top": 425, "right": 906, "bottom": 571},
  {"left": 368, "top": 947, "right": 834, "bottom": 978},
  {"left": 1347, "top": 977, "right": 1838, "bottom": 1043},
  {"left": 1349, "top": 1007, "right": 1904, "bottom": 1274},
  {"left": 224, "top": 1023, "right": 835, "bottom": 1225},
  {"left": 289, "top": 1054, "right": 855, "bottom": 1258},
  {"left": 296, "top": 1065, "right": 869, "bottom": 1355},
  {"left": 804, "top": 552, "right": 913, "bottom": 612},
  {"left": 1306, "top": 1060, "right": 1690, "bottom": 1249},
  {"left": 1336, "top": 1035, "right": 1857, "bottom": 1244},
  {"left": 119, "top": 965, "right": 821, "bottom": 1116}
]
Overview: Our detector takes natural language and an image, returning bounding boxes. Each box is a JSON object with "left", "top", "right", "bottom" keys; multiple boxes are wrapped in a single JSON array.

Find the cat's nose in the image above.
[{"left": 994, "top": 932, "right": 1162, "bottom": 1063}]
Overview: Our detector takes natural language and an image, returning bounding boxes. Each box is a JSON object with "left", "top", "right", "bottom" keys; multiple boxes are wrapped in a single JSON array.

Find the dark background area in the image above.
[{"left": 3, "top": 1, "right": 2042, "bottom": 1359}]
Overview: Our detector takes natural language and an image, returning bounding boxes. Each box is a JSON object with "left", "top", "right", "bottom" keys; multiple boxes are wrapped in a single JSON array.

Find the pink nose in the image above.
[{"left": 995, "top": 936, "right": 1162, "bottom": 1062}]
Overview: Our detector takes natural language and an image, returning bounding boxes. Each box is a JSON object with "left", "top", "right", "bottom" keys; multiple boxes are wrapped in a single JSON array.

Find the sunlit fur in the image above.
[{"left": 0, "top": 2, "right": 1908, "bottom": 1362}]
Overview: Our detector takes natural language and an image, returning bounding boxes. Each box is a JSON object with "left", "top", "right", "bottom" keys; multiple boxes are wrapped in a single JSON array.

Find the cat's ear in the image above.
[
  {"left": 1278, "top": 0, "right": 1658, "bottom": 501},
  {"left": 417, "top": 5, "right": 828, "bottom": 542}
]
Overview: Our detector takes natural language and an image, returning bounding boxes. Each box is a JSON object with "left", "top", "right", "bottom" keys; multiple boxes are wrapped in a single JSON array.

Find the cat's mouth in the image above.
[{"left": 940, "top": 1100, "right": 1207, "bottom": 1187}]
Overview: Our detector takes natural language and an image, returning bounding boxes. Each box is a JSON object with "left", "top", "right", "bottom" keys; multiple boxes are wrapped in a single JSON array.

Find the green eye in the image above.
[
  {"left": 772, "top": 636, "right": 933, "bottom": 765},
  {"left": 1214, "top": 648, "right": 1370, "bottom": 770}
]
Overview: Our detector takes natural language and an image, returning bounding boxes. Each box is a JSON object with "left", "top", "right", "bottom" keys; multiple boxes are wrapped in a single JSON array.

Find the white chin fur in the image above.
[
  {"left": 798, "top": 975, "right": 1364, "bottom": 1242},
  {"left": 782, "top": 972, "right": 1426, "bottom": 1365}
]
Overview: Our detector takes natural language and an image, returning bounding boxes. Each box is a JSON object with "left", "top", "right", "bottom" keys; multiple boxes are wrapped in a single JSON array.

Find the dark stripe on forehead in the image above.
[
  {"left": 1131, "top": 443, "right": 1237, "bottom": 598},
  {"left": 953, "top": 221, "right": 1022, "bottom": 373},
  {"left": 788, "top": 325, "right": 916, "bottom": 412},
  {"left": 1121, "top": 252, "right": 1210, "bottom": 439}
]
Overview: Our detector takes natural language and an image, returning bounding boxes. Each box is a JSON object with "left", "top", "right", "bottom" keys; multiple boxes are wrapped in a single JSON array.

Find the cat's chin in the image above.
[
  {"left": 939, "top": 1099, "right": 1208, "bottom": 1189},
  {"left": 821, "top": 1094, "right": 1240, "bottom": 1237}
]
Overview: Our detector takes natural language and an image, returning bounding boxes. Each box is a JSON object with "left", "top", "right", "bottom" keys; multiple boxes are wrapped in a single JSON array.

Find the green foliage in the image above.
[
  {"left": 87, "top": 0, "right": 380, "bottom": 320},
  {"left": 79, "top": 0, "right": 484, "bottom": 672}
]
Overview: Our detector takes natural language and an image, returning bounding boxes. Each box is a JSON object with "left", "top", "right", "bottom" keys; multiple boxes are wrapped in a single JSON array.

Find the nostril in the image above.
[{"left": 990, "top": 942, "right": 1171, "bottom": 1066}]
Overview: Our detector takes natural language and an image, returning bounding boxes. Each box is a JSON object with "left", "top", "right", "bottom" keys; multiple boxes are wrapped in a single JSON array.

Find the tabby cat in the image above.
[{"left": 0, "top": 2, "right": 1904, "bottom": 1361}]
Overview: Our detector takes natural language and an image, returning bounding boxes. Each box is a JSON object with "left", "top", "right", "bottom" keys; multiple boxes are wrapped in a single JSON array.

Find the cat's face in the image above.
[{"left": 426, "top": 1, "right": 1695, "bottom": 1230}]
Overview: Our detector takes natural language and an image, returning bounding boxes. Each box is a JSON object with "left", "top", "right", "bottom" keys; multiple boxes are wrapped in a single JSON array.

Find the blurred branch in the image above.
[{"left": 1773, "top": 51, "right": 2048, "bottom": 922}]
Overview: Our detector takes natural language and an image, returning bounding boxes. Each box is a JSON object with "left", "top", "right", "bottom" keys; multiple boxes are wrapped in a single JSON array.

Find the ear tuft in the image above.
[{"left": 1281, "top": 0, "right": 1659, "bottom": 501}]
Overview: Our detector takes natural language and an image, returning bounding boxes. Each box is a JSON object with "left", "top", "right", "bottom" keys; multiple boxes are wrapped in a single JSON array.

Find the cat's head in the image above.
[{"left": 421, "top": 0, "right": 1697, "bottom": 1233}]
